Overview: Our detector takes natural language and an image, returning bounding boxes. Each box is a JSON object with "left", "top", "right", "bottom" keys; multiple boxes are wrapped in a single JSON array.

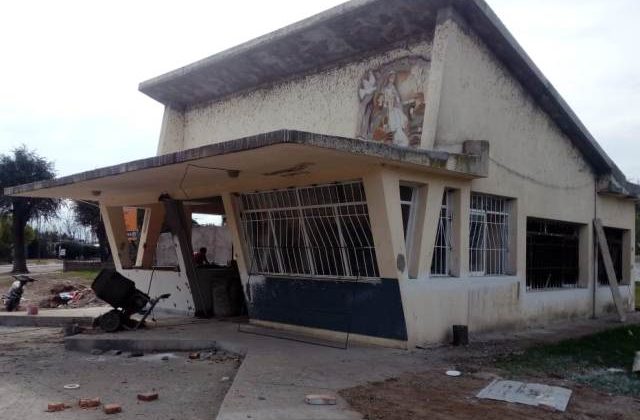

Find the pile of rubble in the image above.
[{"left": 39, "top": 282, "right": 101, "bottom": 309}]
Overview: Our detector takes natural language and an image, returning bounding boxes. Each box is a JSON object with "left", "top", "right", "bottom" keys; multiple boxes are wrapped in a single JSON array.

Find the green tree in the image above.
[
  {"left": 0, "top": 146, "right": 58, "bottom": 273},
  {"left": 0, "top": 215, "right": 12, "bottom": 263},
  {"left": 72, "top": 200, "right": 110, "bottom": 262}
]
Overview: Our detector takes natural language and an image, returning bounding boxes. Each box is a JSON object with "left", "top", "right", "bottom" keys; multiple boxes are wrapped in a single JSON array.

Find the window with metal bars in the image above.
[
  {"left": 238, "top": 181, "right": 379, "bottom": 279},
  {"left": 526, "top": 218, "right": 580, "bottom": 290},
  {"left": 431, "top": 192, "right": 453, "bottom": 276},
  {"left": 469, "top": 193, "right": 511, "bottom": 276}
]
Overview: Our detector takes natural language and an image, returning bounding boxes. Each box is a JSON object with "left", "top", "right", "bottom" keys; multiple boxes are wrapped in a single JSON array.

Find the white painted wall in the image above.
[
  {"left": 122, "top": 268, "right": 195, "bottom": 316},
  {"left": 143, "top": 9, "right": 636, "bottom": 346},
  {"left": 157, "top": 40, "right": 433, "bottom": 154},
  {"left": 393, "top": 13, "right": 636, "bottom": 346}
]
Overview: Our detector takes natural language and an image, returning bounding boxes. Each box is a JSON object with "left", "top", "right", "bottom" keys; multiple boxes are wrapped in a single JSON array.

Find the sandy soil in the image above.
[
  {"left": 0, "top": 327, "right": 240, "bottom": 420},
  {"left": 340, "top": 323, "right": 640, "bottom": 420},
  {"left": 341, "top": 369, "right": 640, "bottom": 420}
]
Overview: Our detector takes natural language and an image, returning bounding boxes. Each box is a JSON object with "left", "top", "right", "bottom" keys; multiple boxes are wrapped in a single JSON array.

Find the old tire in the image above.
[{"left": 99, "top": 310, "right": 123, "bottom": 332}]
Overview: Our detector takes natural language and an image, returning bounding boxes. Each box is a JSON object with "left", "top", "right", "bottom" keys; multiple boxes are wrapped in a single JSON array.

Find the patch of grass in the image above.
[
  {"left": 497, "top": 325, "right": 640, "bottom": 396},
  {"left": 69, "top": 270, "right": 100, "bottom": 282}
]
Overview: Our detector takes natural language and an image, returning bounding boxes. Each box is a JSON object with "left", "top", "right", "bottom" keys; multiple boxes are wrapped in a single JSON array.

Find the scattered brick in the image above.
[
  {"left": 46, "top": 402, "right": 66, "bottom": 412},
  {"left": 103, "top": 403, "right": 122, "bottom": 414},
  {"left": 188, "top": 352, "right": 200, "bottom": 360},
  {"left": 137, "top": 392, "right": 159, "bottom": 402},
  {"left": 79, "top": 397, "right": 101, "bottom": 408},
  {"left": 305, "top": 394, "right": 337, "bottom": 405}
]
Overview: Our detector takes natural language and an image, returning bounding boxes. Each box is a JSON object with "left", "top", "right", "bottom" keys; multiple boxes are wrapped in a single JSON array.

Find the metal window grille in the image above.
[
  {"left": 239, "top": 181, "right": 379, "bottom": 279},
  {"left": 431, "top": 192, "right": 453, "bottom": 276},
  {"left": 526, "top": 218, "right": 580, "bottom": 290},
  {"left": 469, "top": 193, "right": 510, "bottom": 276}
]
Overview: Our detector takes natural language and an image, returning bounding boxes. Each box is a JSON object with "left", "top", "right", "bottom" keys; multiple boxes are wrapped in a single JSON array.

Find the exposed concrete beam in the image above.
[
  {"left": 5, "top": 130, "right": 488, "bottom": 200},
  {"left": 100, "top": 205, "right": 131, "bottom": 270},
  {"left": 135, "top": 203, "right": 165, "bottom": 269},
  {"left": 162, "top": 198, "right": 209, "bottom": 317}
]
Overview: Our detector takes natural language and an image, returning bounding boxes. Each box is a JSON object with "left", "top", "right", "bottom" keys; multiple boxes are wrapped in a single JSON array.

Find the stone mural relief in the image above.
[{"left": 357, "top": 57, "right": 429, "bottom": 147}]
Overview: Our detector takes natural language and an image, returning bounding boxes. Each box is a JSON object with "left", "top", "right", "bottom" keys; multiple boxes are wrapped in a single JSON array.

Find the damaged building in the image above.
[{"left": 6, "top": 0, "right": 638, "bottom": 348}]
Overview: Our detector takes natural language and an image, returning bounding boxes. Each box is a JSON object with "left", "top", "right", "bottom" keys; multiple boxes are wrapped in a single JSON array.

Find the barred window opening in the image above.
[
  {"left": 431, "top": 192, "right": 453, "bottom": 276},
  {"left": 469, "top": 193, "right": 510, "bottom": 276},
  {"left": 526, "top": 218, "right": 580, "bottom": 290},
  {"left": 239, "top": 181, "right": 379, "bottom": 279}
]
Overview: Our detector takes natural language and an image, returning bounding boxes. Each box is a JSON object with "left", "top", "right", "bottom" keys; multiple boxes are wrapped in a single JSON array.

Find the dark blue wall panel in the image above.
[{"left": 248, "top": 276, "right": 407, "bottom": 341}]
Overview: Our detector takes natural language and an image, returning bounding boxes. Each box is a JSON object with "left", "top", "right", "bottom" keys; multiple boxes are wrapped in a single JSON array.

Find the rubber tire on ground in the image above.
[{"left": 99, "top": 310, "right": 123, "bottom": 332}]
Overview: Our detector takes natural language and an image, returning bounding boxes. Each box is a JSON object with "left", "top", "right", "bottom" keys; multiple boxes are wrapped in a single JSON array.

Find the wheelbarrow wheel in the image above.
[{"left": 99, "top": 309, "right": 123, "bottom": 332}]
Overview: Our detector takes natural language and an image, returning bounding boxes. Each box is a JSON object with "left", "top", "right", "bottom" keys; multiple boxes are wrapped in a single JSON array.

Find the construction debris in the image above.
[
  {"left": 39, "top": 282, "right": 101, "bottom": 309},
  {"left": 46, "top": 402, "right": 68, "bottom": 412},
  {"left": 476, "top": 380, "right": 572, "bottom": 412},
  {"left": 79, "top": 397, "right": 101, "bottom": 408},
  {"left": 137, "top": 392, "right": 159, "bottom": 402},
  {"left": 103, "top": 403, "right": 122, "bottom": 414},
  {"left": 305, "top": 394, "right": 337, "bottom": 405}
]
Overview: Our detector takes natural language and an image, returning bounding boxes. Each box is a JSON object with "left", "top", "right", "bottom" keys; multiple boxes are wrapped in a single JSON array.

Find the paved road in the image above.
[{"left": 0, "top": 262, "right": 63, "bottom": 276}]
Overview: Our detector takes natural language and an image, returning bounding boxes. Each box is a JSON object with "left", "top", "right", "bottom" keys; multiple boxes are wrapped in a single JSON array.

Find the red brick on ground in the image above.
[
  {"left": 46, "top": 402, "right": 66, "bottom": 412},
  {"left": 79, "top": 397, "right": 101, "bottom": 408},
  {"left": 137, "top": 392, "right": 159, "bottom": 402},
  {"left": 103, "top": 403, "right": 122, "bottom": 414}
]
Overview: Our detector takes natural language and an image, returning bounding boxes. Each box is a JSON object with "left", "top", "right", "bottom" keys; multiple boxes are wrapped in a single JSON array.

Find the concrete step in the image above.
[
  {"left": 0, "top": 313, "right": 96, "bottom": 328},
  {"left": 237, "top": 323, "right": 349, "bottom": 349},
  {"left": 65, "top": 333, "right": 219, "bottom": 353}
]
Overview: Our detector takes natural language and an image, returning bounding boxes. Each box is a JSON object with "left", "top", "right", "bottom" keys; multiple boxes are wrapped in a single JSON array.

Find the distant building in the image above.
[{"left": 7, "top": 0, "right": 638, "bottom": 347}]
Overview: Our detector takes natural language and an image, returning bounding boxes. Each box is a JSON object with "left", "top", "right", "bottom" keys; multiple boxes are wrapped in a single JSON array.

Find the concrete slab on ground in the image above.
[
  {"left": 66, "top": 320, "right": 427, "bottom": 420},
  {"left": 0, "top": 306, "right": 108, "bottom": 327},
  {"left": 0, "top": 327, "right": 238, "bottom": 420},
  {"left": 62, "top": 312, "right": 640, "bottom": 420}
]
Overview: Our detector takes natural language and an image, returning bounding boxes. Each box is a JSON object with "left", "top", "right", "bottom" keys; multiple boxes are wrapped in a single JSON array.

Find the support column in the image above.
[
  {"left": 362, "top": 170, "right": 406, "bottom": 279},
  {"left": 135, "top": 203, "right": 165, "bottom": 269},
  {"left": 415, "top": 182, "right": 446, "bottom": 278},
  {"left": 222, "top": 193, "right": 249, "bottom": 283},
  {"left": 100, "top": 204, "right": 131, "bottom": 270},
  {"left": 450, "top": 186, "right": 470, "bottom": 277},
  {"left": 578, "top": 223, "right": 594, "bottom": 289},
  {"left": 162, "top": 198, "right": 209, "bottom": 317}
]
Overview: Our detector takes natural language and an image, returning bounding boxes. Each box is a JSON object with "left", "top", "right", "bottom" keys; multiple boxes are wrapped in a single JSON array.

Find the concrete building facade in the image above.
[{"left": 7, "top": 0, "right": 638, "bottom": 348}]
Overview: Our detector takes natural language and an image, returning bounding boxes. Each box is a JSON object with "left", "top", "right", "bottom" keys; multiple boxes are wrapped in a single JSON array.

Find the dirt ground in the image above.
[
  {"left": 0, "top": 271, "right": 105, "bottom": 311},
  {"left": 340, "top": 329, "right": 640, "bottom": 420},
  {"left": 341, "top": 370, "right": 640, "bottom": 420},
  {"left": 0, "top": 327, "right": 240, "bottom": 420}
]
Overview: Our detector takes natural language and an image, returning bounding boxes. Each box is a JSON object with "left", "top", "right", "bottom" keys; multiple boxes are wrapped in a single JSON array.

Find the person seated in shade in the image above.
[{"left": 193, "top": 247, "right": 210, "bottom": 266}]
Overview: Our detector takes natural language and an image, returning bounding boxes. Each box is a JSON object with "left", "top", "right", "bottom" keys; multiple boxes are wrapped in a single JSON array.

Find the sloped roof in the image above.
[{"left": 138, "top": 0, "right": 631, "bottom": 186}]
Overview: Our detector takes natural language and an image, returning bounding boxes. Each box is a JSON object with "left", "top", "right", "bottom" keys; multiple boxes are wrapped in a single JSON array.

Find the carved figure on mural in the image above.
[{"left": 357, "top": 57, "right": 428, "bottom": 147}]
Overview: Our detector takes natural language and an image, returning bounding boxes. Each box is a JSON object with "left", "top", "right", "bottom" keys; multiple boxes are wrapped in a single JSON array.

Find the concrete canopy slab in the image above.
[{"left": 4, "top": 130, "right": 486, "bottom": 205}]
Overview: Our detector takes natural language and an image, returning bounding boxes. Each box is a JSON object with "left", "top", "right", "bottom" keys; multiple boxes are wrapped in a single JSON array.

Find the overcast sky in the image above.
[{"left": 1, "top": 0, "right": 638, "bottom": 181}]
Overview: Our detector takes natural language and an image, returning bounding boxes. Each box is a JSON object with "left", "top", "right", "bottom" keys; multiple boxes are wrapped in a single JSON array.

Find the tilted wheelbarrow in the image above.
[{"left": 92, "top": 269, "right": 170, "bottom": 332}]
